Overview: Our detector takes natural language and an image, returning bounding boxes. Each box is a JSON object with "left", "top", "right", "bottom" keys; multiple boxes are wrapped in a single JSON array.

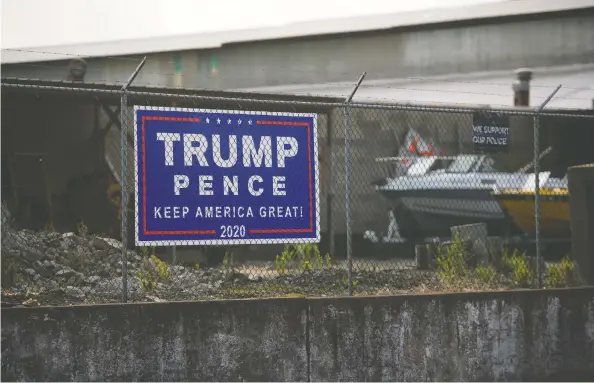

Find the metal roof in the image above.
[
  {"left": 3, "top": 0, "right": 594, "bottom": 64},
  {"left": 235, "top": 64, "right": 594, "bottom": 110}
]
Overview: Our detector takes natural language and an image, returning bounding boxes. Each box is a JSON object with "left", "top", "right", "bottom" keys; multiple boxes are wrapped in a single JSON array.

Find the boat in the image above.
[
  {"left": 492, "top": 182, "right": 570, "bottom": 239},
  {"left": 373, "top": 153, "right": 561, "bottom": 241}
]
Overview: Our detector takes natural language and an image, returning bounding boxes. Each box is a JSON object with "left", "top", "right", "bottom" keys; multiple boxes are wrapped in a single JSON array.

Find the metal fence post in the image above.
[
  {"left": 534, "top": 84, "right": 562, "bottom": 288},
  {"left": 120, "top": 57, "right": 147, "bottom": 303},
  {"left": 344, "top": 72, "right": 366, "bottom": 296},
  {"left": 327, "top": 112, "right": 335, "bottom": 259}
]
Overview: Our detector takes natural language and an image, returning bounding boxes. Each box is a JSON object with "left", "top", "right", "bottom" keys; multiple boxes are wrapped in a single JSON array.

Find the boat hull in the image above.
[
  {"left": 493, "top": 190, "right": 570, "bottom": 238},
  {"left": 381, "top": 189, "right": 518, "bottom": 240}
]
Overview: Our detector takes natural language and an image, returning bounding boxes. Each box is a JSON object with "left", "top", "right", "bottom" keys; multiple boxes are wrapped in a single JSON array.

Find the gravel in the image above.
[{"left": 0, "top": 202, "right": 461, "bottom": 307}]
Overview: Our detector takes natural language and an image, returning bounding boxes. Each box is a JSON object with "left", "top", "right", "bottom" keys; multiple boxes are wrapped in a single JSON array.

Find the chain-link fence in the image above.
[{"left": 2, "top": 78, "right": 593, "bottom": 306}]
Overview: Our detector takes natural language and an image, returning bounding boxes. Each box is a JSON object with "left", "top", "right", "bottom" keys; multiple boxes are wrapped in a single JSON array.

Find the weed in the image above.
[
  {"left": 139, "top": 246, "right": 155, "bottom": 258},
  {"left": 501, "top": 249, "right": 533, "bottom": 287},
  {"left": 76, "top": 220, "right": 89, "bottom": 237},
  {"left": 136, "top": 255, "right": 170, "bottom": 293},
  {"left": 324, "top": 254, "right": 332, "bottom": 268},
  {"left": 195, "top": 263, "right": 200, "bottom": 271},
  {"left": 137, "top": 271, "right": 156, "bottom": 293},
  {"left": 475, "top": 265, "right": 498, "bottom": 285},
  {"left": 436, "top": 234, "right": 470, "bottom": 288},
  {"left": 545, "top": 255, "right": 575, "bottom": 288},
  {"left": 44, "top": 221, "right": 55, "bottom": 233},
  {"left": 343, "top": 276, "right": 359, "bottom": 290},
  {"left": 221, "top": 251, "right": 235, "bottom": 271},
  {"left": 1, "top": 258, "right": 20, "bottom": 288},
  {"left": 151, "top": 255, "right": 170, "bottom": 281},
  {"left": 275, "top": 244, "right": 330, "bottom": 274},
  {"left": 275, "top": 254, "right": 288, "bottom": 275}
]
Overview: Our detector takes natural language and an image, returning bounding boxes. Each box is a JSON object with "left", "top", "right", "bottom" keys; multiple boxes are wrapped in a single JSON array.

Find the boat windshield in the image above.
[
  {"left": 407, "top": 157, "right": 437, "bottom": 175},
  {"left": 446, "top": 155, "right": 479, "bottom": 173}
]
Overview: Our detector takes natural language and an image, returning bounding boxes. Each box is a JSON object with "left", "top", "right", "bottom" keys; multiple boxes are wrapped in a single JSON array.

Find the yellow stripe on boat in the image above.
[{"left": 493, "top": 188, "right": 570, "bottom": 237}]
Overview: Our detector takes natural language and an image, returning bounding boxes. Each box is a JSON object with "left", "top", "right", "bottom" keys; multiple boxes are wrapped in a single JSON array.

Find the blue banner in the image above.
[{"left": 134, "top": 106, "right": 320, "bottom": 246}]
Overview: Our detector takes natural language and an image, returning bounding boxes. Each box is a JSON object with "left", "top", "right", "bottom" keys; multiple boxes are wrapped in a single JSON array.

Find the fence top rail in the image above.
[{"left": 2, "top": 78, "right": 594, "bottom": 118}]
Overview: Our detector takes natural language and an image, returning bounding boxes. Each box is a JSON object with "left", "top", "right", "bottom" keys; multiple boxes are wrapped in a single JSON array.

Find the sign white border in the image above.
[{"left": 133, "top": 105, "right": 320, "bottom": 246}]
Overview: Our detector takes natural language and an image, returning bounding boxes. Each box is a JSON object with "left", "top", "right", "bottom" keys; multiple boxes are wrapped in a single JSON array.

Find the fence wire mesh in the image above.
[{"left": 1, "top": 80, "right": 592, "bottom": 307}]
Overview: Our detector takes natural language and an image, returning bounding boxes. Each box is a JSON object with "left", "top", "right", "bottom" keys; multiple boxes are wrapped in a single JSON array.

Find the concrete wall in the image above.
[
  {"left": 569, "top": 164, "right": 594, "bottom": 285},
  {"left": 3, "top": 288, "right": 594, "bottom": 381},
  {"left": 3, "top": 11, "right": 594, "bottom": 89}
]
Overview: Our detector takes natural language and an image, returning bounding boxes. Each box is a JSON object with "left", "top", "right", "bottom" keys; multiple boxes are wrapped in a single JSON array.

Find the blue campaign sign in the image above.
[{"left": 134, "top": 106, "right": 320, "bottom": 246}]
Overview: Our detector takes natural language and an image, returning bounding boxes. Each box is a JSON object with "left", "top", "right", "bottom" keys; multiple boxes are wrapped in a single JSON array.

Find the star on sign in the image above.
[
  {"left": 227, "top": 119, "right": 232, "bottom": 124},
  {"left": 216, "top": 118, "right": 221, "bottom": 124},
  {"left": 205, "top": 117, "right": 210, "bottom": 124},
  {"left": 248, "top": 119, "right": 253, "bottom": 125},
  {"left": 238, "top": 119, "right": 242, "bottom": 125}
]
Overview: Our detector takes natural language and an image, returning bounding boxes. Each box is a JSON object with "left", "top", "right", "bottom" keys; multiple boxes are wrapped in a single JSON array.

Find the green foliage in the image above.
[
  {"left": 139, "top": 246, "right": 155, "bottom": 258},
  {"left": 1, "top": 257, "right": 20, "bottom": 288},
  {"left": 501, "top": 248, "right": 533, "bottom": 287},
  {"left": 218, "top": 251, "right": 236, "bottom": 279},
  {"left": 152, "top": 255, "right": 170, "bottom": 281},
  {"left": 195, "top": 262, "right": 200, "bottom": 271},
  {"left": 275, "top": 244, "right": 331, "bottom": 274},
  {"left": 136, "top": 271, "right": 156, "bottom": 293},
  {"left": 436, "top": 234, "right": 470, "bottom": 287},
  {"left": 76, "top": 220, "right": 89, "bottom": 237},
  {"left": 545, "top": 255, "right": 575, "bottom": 288},
  {"left": 221, "top": 251, "right": 233, "bottom": 270},
  {"left": 44, "top": 221, "right": 55, "bottom": 233},
  {"left": 474, "top": 265, "right": 497, "bottom": 285},
  {"left": 343, "top": 276, "right": 359, "bottom": 290},
  {"left": 136, "top": 255, "right": 170, "bottom": 293}
]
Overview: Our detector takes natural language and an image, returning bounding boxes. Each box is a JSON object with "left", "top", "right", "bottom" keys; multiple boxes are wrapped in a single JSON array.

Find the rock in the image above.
[
  {"left": 248, "top": 275, "right": 263, "bottom": 282},
  {"left": 65, "top": 286, "right": 85, "bottom": 299},
  {"left": 92, "top": 237, "right": 110, "bottom": 250},
  {"left": 24, "top": 268, "right": 36, "bottom": 277},
  {"left": 50, "top": 287, "right": 65, "bottom": 295},
  {"left": 99, "top": 237, "right": 124, "bottom": 250},
  {"left": 22, "top": 249, "right": 42, "bottom": 263},
  {"left": 81, "top": 286, "right": 94, "bottom": 294},
  {"left": 94, "top": 250, "right": 108, "bottom": 259},
  {"left": 147, "top": 295, "right": 165, "bottom": 302},
  {"left": 86, "top": 276, "right": 101, "bottom": 284},
  {"left": 56, "top": 269, "right": 76, "bottom": 278},
  {"left": 22, "top": 298, "right": 39, "bottom": 307}
]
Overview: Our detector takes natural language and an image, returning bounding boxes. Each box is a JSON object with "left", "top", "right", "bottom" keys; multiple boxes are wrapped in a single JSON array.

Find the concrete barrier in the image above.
[
  {"left": 568, "top": 164, "right": 594, "bottom": 285},
  {"left": 1, "top": 299, "right": 309, "bottom": 382},
  {"left": 2, "top": 289, "right": 594, "bottom": 381}
]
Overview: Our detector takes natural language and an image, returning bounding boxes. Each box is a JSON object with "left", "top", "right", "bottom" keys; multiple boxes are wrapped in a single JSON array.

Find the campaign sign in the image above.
[
  {"left": 134, "top": 106, "right": 320, "bottom": 246},
  {"left": 472, "top": 111, "right": 510, "bottom": 153}
]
